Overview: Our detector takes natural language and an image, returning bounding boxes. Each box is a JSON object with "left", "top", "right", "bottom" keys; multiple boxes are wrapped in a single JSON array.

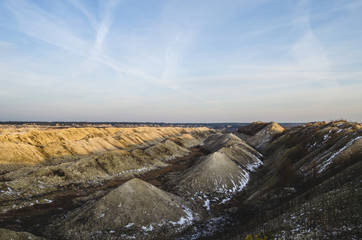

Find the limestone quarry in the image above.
[{"left": 0, "top": 121, "right": 361, "bottom": 239}]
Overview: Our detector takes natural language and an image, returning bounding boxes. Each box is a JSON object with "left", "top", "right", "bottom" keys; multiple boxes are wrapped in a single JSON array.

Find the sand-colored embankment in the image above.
[
  {"left": 0, "top": 126, "right": 213, "bottom": 211},
  {"left": 0, "top": 126, "right": 211, "bottom": 168}
]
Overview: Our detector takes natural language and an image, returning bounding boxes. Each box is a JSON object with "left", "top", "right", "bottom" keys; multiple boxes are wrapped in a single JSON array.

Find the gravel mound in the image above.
[{"left": 57, "top": 178, "right": 195, "bottom": 239}]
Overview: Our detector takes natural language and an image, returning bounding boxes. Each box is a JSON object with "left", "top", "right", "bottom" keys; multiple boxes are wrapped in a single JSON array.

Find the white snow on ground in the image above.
[
  {"left": 322, "top": 134, "right": 328, "bottom": 142},
  {"left": 193, "top": 168, "right": 251, "bottom": 208},
  {"left": 318, "top": 136, "right": 362, "bottom": 173},
  {"left": 0, "top": 186, "right": 21, "bottom": 196},
  {"left": 170, "top": 206, "right": 195, "bottom": 226},
  {"left": 203, "top": 198, "right": 210, "bottom": 211},
  {"left": 141, "top": 225, "right": 154, "bottom": 232},
  {"left": 116, "top": 165, "right": 161, "bottom": 176},
  {"left": 320, "top": 129, "right": 333, "bottom": 145},
  {"left": 273, "top": 205, "right": 360, "bottom": 240},
  {"left": 136, "top": 205, "right": 195, "bottom": 235},
  {"left": 306, "top": 141, "right": 318, "bottom": 150},
  {"left": 176, "top": 215, "right": 232, "bottom": 240},
  {"left": 0, "top": 198, "right": 53, "bottom": 213},
  {"left": 220, "top": 197, "right": 231, "bottom": 204},
  {"left": 245, "top": 155, "right": 263, "bottom": 172},
  {"left": 124, "top": 223, "right": 134, "bottom": 228},
  {"left": 120, "top": 234, "right": 136, "bottom": 239}
]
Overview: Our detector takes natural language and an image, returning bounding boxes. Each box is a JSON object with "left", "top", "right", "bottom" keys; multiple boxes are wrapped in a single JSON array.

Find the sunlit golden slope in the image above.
[{"left": 0, "top": 126, "right": 210, "bottom": 166}]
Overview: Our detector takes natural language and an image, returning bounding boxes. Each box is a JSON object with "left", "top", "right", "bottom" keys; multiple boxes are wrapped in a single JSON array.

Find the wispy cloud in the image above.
[
  {"left": 96, "top": 55, "right": 164, "bottom": 86},
  {"left": 161, "top": 31, "right": 194, "bottom": 84},
  {"left": 0, "top": 41, "right": 14, "bottom": 48},
  {"left": 90, "top": 0, "right": 121, "bottom": 59},
  {"left": 1, "top": 0, "right": 361, "bottom": 122},
  {"left": 290, "top": 31, "right": 330, "bottom": 71},
  {"left": 4, "top": 0, "right": 90, "bottom": 55},
  {"left": 288, "top": 0, "right": 338, "bottom": 88},
  {"left": 68, "top": 0, "right": 99, "bottom": 29}
]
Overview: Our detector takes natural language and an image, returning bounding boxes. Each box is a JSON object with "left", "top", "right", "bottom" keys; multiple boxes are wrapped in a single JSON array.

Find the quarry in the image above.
[{"left": 0, "top": 121, "right": 361, "bottom": 239}]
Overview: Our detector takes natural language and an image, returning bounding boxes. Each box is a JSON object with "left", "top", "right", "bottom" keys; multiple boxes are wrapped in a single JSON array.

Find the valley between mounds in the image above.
[
  {"left": 0, "top": 145, "right": 210, "bottom": 236},
  {"left": 0, "top": 121, "right": 361, "bottom": 239}
]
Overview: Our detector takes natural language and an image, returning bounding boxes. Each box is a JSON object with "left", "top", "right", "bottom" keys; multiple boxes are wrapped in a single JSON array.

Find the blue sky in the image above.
[{"left": 0, "top": 0, "right": 361, "bottom": 122}]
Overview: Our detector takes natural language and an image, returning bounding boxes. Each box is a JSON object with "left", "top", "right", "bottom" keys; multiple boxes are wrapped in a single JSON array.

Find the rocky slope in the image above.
[
  {"left": 174, "top": 133, "right": 263, "bottom": 210},
  {"left": 0, "top": 126, "right": 212, "bottom": 214},
  {"left": 52, "top": 178, "right": 195, "bottom": 240},
  {"left": 176, "top": 152, "right": 250, "bottom": 208},
  {"left": 224, "top": 120, "right": 362, "bottom": 239},
  {"left": 0, "top": 126, "right": 209, "bottom": 170},
  {"left": 1, "top": 121, "right": 360, "bottom": 239},
  {"left": 0, "top": 124, "right": 264, "bottom": 239},
  {"left": 0, "top": 227, "right": 45, "bottom": 240},
  {"left": 237, "top": 121, "right": 285, "bottom": 150}
]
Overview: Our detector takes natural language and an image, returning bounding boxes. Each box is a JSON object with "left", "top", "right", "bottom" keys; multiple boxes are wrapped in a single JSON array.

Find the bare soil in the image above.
[{"left": 0, "top": 146, "right": 209, "bottom": 238}]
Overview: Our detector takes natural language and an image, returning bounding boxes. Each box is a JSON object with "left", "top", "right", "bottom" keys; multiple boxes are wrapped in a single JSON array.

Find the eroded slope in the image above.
[
  {"left": 0, "top": 126, "right": 212, "bottom": 214},
  {"left": 227, "top": 120, "right": 362, "bottom": 239},
  {"left": 53, "top": 178, "right": 195, "bottom": 240},
  {"left": 237, "top": 121, "right": 285, "bottom": 150},
  {"left": 0, "top": 126, "right": 209, "bottom": 169},
  {"left": 173, "top": 133, "right": 263, "bottom": 210}
]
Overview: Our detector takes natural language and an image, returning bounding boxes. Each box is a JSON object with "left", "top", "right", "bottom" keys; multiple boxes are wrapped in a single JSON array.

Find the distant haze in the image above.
[{"left": 0, "top": 0, "right": 361, "bottom": 123}]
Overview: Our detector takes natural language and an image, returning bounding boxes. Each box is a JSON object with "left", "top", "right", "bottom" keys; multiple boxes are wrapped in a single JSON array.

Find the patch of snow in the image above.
[
  {"left": 237, "top": 173, "right": 249, "bottom": 191},
  {"left": 318, "top": 136, "right": 362, "bottom": 173},
  {"left": 284, "top": 187, "right": 296, "bottom": 193},
  {"left": 203, "top": 198, "right": 210, "bottom": 211},
  {"left": 135, "top": 205, "right": 195, "bottom": 235},
  {"left": 323, "top": 134, "right": 329, "bottom": 141},
  {"left": 124, "top": 223, "right": 134, "bottom": 228},
  {"left": 2, "top": 187, "right": 19, "bottom": 196},
  {"left": 115, "top": 165, "right": 161, "bottom": 177},
  {"left": 120, "top": 234, "right": 136, "bottom": 239},
  {"left": 176, "top": 215, "right": 231, "bottom": 240},
  {"left": 220, "top": 197, "right": 231, "bottom": 204},
  {"left": 170, "top": 206, "right": 195, "bottom": 226},
  {"left": 245, "top": 157, "right": 263, "bottom": 172},
  {"left": 196, "top": 169, "right": 250, "bottom": 208},
  {"left": 307, "top": 141, "right": 318, "bottom": 150},
  {"left": 141, "top": 225, "right": 154, "bottom": 231}
]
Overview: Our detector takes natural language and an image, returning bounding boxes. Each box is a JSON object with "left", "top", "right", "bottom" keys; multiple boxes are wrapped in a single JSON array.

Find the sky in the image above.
[{"left": 0, "top": 0, "right": 361, "bottom": 123}]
